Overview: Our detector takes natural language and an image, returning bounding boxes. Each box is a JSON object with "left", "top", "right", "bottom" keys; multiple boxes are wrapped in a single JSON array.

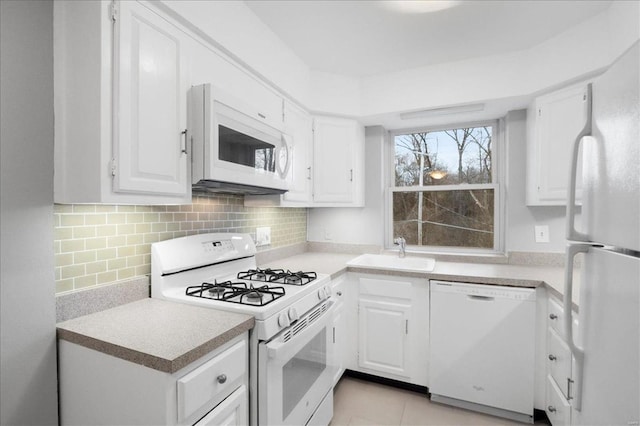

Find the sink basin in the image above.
[{"left": 346, "top": 254, "right": 436, "bottom": 273}]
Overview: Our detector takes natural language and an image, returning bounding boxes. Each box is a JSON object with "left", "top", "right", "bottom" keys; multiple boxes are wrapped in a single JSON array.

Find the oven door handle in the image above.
[{"left": 267, "top": 301, "right": 336, "bottom": 360}]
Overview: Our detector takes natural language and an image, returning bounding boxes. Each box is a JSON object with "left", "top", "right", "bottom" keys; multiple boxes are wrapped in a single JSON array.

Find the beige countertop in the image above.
[
  {"left": 57, "top": 298, "right": 254, "bottom": 374},
  {"left": 259, "top": 252, "right": 577, "bottom": 305}
]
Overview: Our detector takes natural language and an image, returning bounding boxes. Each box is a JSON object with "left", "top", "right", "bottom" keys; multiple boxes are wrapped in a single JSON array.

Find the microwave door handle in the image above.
[
  {"left": 566, "top": 83, "right": 592, "bottom": 242},
  {"left": 277, "top": 134, "right": 292, "bottom": 178}
]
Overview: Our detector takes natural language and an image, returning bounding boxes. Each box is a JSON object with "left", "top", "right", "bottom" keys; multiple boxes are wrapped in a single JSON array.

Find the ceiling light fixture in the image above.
[
  {"left": 428, "top": 170, "right": 447, "bottom": 180},
  {"left": 379, "top": 0, "right": 462, "bottom": 14},
  {"left": 399, "top": 103, "right": 485, "bottom": 120}
]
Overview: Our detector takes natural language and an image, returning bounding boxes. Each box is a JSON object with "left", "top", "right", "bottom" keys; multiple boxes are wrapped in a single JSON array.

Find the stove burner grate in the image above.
[
  {"left": 185, "top": 280, "right": 285, "bottom": 306},
  {"left": 237, "top": 268, "right": 317, "bottom": 286}
]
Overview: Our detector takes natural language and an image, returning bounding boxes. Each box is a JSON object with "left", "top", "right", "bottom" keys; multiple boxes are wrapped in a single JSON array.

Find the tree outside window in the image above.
[{"left": 392, "top": 125, "right": 497, "bottom": 250}]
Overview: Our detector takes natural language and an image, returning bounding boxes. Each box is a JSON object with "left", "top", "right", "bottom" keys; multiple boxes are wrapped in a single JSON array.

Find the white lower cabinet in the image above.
[
  {"left": 348, "top": 273, "right": 429, "bottom": 387},
  {"left": 358, "top": 298, "right": 411, "bottom": 377},
  {"left": 58, "top": 333, "right": 248, "bottom": 425},
  {"left": 545, "top": 296, "right": 579, "bottom": 425},
  {"left": 331, "top": 275, "right": 347, "bottom": 385},
  {"left": 194, "top": 385, "right": 247, "bottom": 426},
  {"left": 546, "top": 376, "right": 572, "bottom": 426}
]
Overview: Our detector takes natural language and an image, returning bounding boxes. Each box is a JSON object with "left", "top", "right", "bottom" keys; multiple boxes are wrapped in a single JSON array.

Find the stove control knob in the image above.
[
  {"left": 288, "top": 307, "right": 299, "bottom": 322},
  {"left": 324, "top": 286, "right": 332, "bottom": 298},
  {"left": 278, "top": 313, "right": 290, "bottom": 328}
]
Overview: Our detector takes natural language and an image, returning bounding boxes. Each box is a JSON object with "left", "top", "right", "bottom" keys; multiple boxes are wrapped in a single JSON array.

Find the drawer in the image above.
[
  {"left": 177, "top": 339, "right": 247, "bottom": 422},
  {"left": 547, "top": 327, "right": 572, "bottom": 399},
  {"left": 547, "top": 298, "right": 565, "bottom": 336},
  {"left": 194, "top": 385, "right": 247, "bottom": 426},
  {"left": 546, "top": 375, "right": 571, "bottom": 426}
]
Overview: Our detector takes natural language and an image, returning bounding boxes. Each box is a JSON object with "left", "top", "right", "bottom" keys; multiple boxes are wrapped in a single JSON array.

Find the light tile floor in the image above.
[{"left": 330, "top": 376, "right": 539, "bottom": 426}]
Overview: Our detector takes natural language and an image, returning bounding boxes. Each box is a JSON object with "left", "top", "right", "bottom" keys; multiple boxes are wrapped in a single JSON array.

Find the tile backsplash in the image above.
[{"left": 54, "top": 194, "right": 307, "bottom": 294}]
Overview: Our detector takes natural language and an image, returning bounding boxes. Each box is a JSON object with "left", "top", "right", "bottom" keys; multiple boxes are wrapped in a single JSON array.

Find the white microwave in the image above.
[{"left": 188, "top": 84, "right": 291, "bottom": 194}]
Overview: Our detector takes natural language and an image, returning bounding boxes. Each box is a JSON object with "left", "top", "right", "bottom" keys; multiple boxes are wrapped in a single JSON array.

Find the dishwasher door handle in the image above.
[{"left": 467, "top": 295, "right": 495, "bottom": 301}]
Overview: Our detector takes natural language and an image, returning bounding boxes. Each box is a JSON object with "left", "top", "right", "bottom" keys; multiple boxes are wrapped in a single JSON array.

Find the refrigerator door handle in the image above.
[
  {"left": 566, "top": 83, "right": 593, "bottom": 242},
  {"left": 563, "top": 243, "right": 590, "bottom": 411}
]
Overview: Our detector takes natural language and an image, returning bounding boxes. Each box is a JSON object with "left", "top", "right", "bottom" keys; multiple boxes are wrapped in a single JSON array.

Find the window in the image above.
[{"left": 389, "top": 123, "right": 501, "bottom": 252}]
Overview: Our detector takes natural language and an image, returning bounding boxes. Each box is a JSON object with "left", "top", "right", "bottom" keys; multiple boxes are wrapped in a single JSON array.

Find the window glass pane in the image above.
[
  {"left": 394, "top": 127, "right": 492, "bottom": 186},
  {"left": 393, "top": 189, "right": 494, "bottom": 249},
  {"left": 219, "top": 125, "right": 276, "bottom": 172}
]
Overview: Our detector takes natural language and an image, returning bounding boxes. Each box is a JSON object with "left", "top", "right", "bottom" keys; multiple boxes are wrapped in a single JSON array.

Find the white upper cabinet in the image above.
[
  {"left": 54, "top": 0, "right": 191, "bottom": 204},
  {"left": 282, "top": 101, "right": 313, "bottom": 204},
  {"left": 114, "top": 0, "right": 190, "bottom": 197},
  {"left": 526, "top": 82, "right": 589, "bottom": 206},
  {"left": 312, "top": 115, "right": 365, "bottom": 207}
]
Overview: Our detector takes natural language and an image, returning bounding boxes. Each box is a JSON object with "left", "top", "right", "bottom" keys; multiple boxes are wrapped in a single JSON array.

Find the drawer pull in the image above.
[
  {"left": 336, "top": 291, "right": 343, "bottom": 296},
  {"left": 549, "top": 313, "right": 558, "bottom": 320},
  {"left": 548, "top": 354, "right": 557, "bottom": 361},
  {"left": 217, "top": 374, "right": 227, "bottom": 384},
  {"left": 548, "top": 405, "right": 557, "bottom": 413}
]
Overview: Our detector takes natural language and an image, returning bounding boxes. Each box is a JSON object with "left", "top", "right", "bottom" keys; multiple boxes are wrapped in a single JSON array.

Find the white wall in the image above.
[
  {"left": 505, "top": 110, "right": 569, "bottom": 253},
  {"left": 160, "top": 0, "right": 311, "bottom": 105},
  {"left": 359, "top": 2, "right": 635, "bottom": 118},
  {"left": 0, "top": 1, "right": 58, "bottom": 424},
  {"left": 307, "top": 126, "right": 386, "bottom": 246}
]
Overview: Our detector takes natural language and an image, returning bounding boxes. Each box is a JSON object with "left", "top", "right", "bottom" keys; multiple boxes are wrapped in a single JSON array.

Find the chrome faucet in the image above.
[{"left": 393, "top": 237, "right": 406, "bottom": 258}]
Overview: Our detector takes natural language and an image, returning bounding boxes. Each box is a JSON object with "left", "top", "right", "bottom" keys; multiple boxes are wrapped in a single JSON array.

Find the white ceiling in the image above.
[{"left": 245, "top": 0, "right": 612, "bottom": 78}]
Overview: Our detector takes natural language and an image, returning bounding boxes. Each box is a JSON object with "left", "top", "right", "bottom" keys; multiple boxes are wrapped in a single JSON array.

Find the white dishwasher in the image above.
[{"left": 429, "top": 281, "right": 536, "bottom": 424}]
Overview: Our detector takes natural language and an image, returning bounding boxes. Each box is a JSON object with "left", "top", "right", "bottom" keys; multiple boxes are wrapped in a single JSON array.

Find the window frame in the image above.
[{"left": 385, "top": 119, "right": 505, "bottom": 254}]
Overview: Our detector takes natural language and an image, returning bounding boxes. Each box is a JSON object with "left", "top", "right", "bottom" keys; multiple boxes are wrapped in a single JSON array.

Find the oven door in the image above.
[{"left": 258, "top": 300, "right": 336, "bottom": 426}]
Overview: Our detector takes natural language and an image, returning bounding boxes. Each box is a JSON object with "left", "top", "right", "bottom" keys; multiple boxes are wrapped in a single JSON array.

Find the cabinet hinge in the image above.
[
  {"left": 110, "top": 159, "right": 117, "bottom": 177},
  {"left": 110, "top": 2, "right": 118, "bottom": 22}
]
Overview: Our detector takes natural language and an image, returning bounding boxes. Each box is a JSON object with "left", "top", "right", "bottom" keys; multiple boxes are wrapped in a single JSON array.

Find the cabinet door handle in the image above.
[
  {"left": 181, "top": 129, "right": 188, "bottom": 154},
  {"left": 217, "top": 374, "right": 227, "bottom": 384},
  {"left": 548, "top": 354, "right": 557, "bottom": 361},
  {"left": 307, "top": 166, "right": 312, "bottom": 180},
  {"left": 549, "top": 313, "right": 558, "bottom": 320},
  {"left": 350, "top": 169, "right": 353, "bottom": 182},
  {"left": 547, "top": 406, "right": 557, "bottom": 413},
  {"left": 336, "top": 291, "right": 342, "bottom": 296},
  {"left": 405, "top": 319, "right": 408, "bottom": 335}
]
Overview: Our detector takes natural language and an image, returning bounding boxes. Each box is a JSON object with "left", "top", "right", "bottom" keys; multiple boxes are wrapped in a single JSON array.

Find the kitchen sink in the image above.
[{"left": 346, "top": 254, "right": 436, "bottom": 273}]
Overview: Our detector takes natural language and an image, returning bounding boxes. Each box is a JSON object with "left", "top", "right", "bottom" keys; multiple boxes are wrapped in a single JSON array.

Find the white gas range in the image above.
[{"left": 151, "top": 233, "right": 336, "bottom": 426}]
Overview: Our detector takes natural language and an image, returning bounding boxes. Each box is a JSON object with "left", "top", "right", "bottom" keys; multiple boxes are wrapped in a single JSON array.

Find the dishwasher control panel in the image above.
[{"left": 430, "top": 280, "right": 537, "bottom": 301}]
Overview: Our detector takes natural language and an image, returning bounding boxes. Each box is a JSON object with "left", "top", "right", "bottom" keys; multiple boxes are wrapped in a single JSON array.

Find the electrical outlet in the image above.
[
  {"left": 534, "top": 225, "right": 550, "bottom": 243},
  {"left": 256, "top": 227, "right": 271, "bottom": 247}
]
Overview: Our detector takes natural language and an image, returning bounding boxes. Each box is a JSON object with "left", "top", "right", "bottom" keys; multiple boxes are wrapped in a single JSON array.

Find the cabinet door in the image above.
[
  {"left": 331, "top": 303, "right": 345, "bottom": 385},
  {"left": 282, "top": 101, "right": 312, "bottom": 204},
  {"left": 312, "top": 116, "right": 363, "bottom": 205},
  {"left": 545, "top": 376, "right": 571, "bottom": 426},
  {"left": 527, "top": 83, "right": 588, "bottom": 205},
  {"left": 114, "top": 1, "right": 189, "bottom": 196},
  {"left": 195, "top": 385, "right": 248, "bottom": 426},
  {"left": 358, "top": 299, "right": 410, "bottom": 377}
]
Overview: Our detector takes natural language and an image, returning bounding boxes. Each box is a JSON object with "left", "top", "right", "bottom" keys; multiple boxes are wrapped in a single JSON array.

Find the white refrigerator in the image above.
[{"left": 563, "top": 40, "right": 639, "bottom": 425}]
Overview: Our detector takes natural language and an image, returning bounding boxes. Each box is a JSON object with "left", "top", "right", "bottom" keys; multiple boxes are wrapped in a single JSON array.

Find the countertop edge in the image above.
[
  {"left": 345, "top": 266, "right": 544, "bottom": 288},
  {"left": 57, "top": 311, "right": 255, "bottom": 374}
]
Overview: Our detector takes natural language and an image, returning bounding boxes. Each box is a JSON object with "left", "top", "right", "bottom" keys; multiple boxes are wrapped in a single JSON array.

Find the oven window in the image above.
[
  {"left": 218, "top": 125, "right": 276, "bottom": 172},
  {"left": 282, "top": 328, "right": 327, "bottom": 419}
]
